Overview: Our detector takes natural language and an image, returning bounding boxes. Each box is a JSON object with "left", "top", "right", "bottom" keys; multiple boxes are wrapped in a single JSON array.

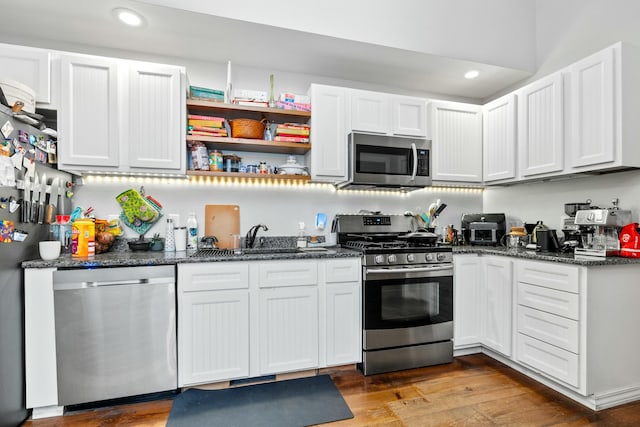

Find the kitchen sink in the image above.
[{"left": 189, "top": 247, "right": 335, "bottom": 257}]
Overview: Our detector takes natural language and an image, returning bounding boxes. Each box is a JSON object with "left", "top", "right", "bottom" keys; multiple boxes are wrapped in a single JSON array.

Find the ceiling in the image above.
[{"left": 0, "top": 0, "right": 533, "bottom": 100}]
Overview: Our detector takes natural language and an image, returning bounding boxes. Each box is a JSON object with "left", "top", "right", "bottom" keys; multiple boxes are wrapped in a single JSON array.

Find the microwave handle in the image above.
[{"left": 410, "top": 142, "right": 418, "bottom": 181}]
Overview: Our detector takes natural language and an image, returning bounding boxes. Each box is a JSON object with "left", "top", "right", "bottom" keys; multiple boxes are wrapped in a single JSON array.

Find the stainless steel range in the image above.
[{"left": 333, "top": 213, "right": 453, "bottom": 375}]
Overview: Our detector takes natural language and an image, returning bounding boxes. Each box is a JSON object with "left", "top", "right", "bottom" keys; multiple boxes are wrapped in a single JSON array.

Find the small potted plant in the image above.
[{"left": 149, "top": 233, "right": 164, "bottom": 251}]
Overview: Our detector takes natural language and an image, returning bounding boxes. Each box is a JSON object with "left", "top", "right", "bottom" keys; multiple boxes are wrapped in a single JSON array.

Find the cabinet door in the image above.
[
  {"left": 568, "top": 46, "right": 615, "bottom": 168},
  {"left": 180, "top": 290, "right": 249, "bottom": 386},
  {"left": 308, "top": 84, "right": 348, "bottom": 182},
  {"left": 350, "top": 89, "right": 391, "bottom": 134},
  {"left": 58, "top": 54, "right": 119, "bottom": 169},
  {"left": 430, "top": 101, "right": 483, "bottom": 182},
  {"left": 325, "top": 282, "right": 361, "bottom": 366},
  {"left": 518, "top": 73, "right": 564, "bottom": 177},
  {"left": 482, "top": 256, "right": 513, "bottom": 357},
  {"left": 483, "top": 94, "right": 517, "bottom": 182},
  {"left": 127, "top": 62, "right": 184, "bottom": 171},
  {"left": 453, "top": 255, "right": 482, "bottom": 349},
  {"left": 393, "top": 96, "right": 427, "bottom": 137},
  {"left": 0, "top": 42, "right": 51, "bottom": 103},
  {"left": 258, "top": 286, "right": 318, "bottom": 374}
]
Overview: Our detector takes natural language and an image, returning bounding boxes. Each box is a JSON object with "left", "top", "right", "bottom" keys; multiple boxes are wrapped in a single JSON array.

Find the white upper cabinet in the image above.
[
  {"left": 392, "top": 95, "right": 428, "bottom": 137},
  {"left": 58, "top": 54, "right": 120, "bottom": 169},
  {"left": 430, "top": 101, "right": 483, "bottom": 183},
  {"left": 483, "top": 94, "right": 517, "bottom": 182},
  {"left": 567, "top": 46, "right": 614, "bottom": 168},
  {"left": 127, "top": 62, "right": 183, "bottom": 170},
  {"left": 565, "top": 42, "right": 640, "bottom": 172},
  {"left": 57, "top": 53, "right": 185, "bottom": 174},
  {"left": 517, "top": 72, "right": 564, "bottom": 177},
  {"left": 307, "top": 84, "right": 348, "bottom": 183},
  {"left": 350, "top": 89, "right": 391, "bottom": 134},
  {"left": 0, "top": 42, "right": 51, "bottom": 104},
  {"left": 350, "top": 89, "right": 427, "bottom": 137}
]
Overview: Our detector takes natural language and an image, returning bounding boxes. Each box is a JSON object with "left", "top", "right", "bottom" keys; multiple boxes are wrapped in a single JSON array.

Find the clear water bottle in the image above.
[
  {"left": 186, "top": 213, "right": 198, "bottom": 250},
  {"left": 164, "top": 218, "right": 175, "bottom": 252}
]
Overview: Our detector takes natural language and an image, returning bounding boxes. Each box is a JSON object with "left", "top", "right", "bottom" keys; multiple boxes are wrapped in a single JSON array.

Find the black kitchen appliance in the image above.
[
  {"left": 461, "top": 213, "right": 506, "bottom": 246},
  {"left": 333, "top": 213, "right": 453, "bottom": 375}
]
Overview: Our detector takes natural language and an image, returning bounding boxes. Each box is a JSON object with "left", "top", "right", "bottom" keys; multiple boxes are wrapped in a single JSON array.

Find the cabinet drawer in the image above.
[
  {"left": 325, "top": 259, "right": 361, "bottom": 283},
  {"left": 516, "top": 333, "right": 579, "bottom": 388},
  {"left": 517, "top": 282, "right": 579, "bottom": 320},
  {"left": 258, "top": 260, "right": 317, "bottom": 288},
  {"left": 179, "top": 262, "right": 249, "bottom": 292},
  {"left": 517, "top": 260, "right": 579, "bottom": 293},
  {"left": 517, "top": 305, "right": 579, "bottom": 353}
]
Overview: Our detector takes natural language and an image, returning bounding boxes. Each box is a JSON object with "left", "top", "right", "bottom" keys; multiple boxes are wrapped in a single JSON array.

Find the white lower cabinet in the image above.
[
  {"left": 177, "top": 262, "right": 250, "bottom": 386},
  {"left": 178, "top": 257, "right": 362, "bottom": 387},
  {"left": 481, "top": 256, "right": 513, "bottom": 357},
  {"left": 453, "top": 254, "right": 482, "bottom": 348},
  {"left": 258, "top": 286, "right": 318, "bottom": 374},
  {"left": 322, "top": 259, "right": 362, "bottom": 367}
]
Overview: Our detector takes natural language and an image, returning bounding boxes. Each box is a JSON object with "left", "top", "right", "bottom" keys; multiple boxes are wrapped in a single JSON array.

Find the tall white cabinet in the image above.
[
  {"left": 57, "top": 53, "right": 185, "bottom": 174},
  {"left": 481, "top": 256, "right": 513, "bottom": 357},
  {"left": 517, "top": 72, "right": 564, "bottom": 178},
  {"left": 483, "top": 94, "right": 517, "bottom": 182},
  {"left": 453, "top": 254, "right": 482, "bottom": 349},
  {"left": 306, "top": 84, "right": 348, "bottom": 183},
  {"left": 430, "top": 101, "right": 483, "bottom": 183}
]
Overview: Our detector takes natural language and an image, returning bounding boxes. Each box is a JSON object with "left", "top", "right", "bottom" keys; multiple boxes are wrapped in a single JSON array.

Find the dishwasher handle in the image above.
[{"left": 54, "top": 276, "right": 174, "bottom": 291}]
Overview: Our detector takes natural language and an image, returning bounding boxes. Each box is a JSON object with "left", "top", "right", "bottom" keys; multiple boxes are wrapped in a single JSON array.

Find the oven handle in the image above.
[
  {"left": 410, "top": 142, "right": 418, "bottom": 181},
  {"left": 365, "top": 264, "right": 453, "bottom": 280}
]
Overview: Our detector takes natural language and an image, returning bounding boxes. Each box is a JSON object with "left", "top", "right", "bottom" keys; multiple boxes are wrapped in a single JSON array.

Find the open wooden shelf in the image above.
[
  {"left": 186, "top": 135, "right": 310, "bottom": 155},
  {"left": 187, "top": 99, "right": 311, "bottom": 123},
  {"left": 186, "top": 170, "right": 311, "bottom": 181}
]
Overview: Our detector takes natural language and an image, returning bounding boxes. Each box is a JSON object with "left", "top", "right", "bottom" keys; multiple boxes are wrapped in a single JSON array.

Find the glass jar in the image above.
[{"left": 209, "top": 150, "right": 223, "bottom": 171}]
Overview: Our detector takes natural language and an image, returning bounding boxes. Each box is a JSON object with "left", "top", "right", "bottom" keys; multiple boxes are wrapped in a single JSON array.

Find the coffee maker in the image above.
[{"left": 574, "top": 199, "right": 631, "bottom": 258}]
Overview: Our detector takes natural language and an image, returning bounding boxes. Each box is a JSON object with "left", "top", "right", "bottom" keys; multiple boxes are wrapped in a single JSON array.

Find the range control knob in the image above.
[
  {"left": 375, "top": 255, "right": 385, "bottom": 264},
  {"left": 387, "top": 254, "right": 397, "bottom": 264},
  {"left": 587, "top": 212, "right": 596, "bottom": 222},
  {"left": 437, "top": 253, "right": 447, "bottom": 261},
  {"left": 425, "top": 253, "right": 435, "bottom": 262},
  {"left": 407, "top": 254, "right": 416, "bottom": 263}
]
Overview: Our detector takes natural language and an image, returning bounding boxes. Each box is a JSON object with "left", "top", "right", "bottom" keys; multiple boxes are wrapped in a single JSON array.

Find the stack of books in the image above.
[
  {"left": 274, "top": 123, "right": 311, "bottom": 143},
  {"left": 232, "top": 89, "right": 269, "bottom": 107},
  {"left": 189, "top": 86, "right": 225, "bottom": 102},
  {"left": 187, "top": 114, "right": 228, "bottom": 137},
  {"left": 276, "top": 93, "right": 311, "bottom": 112}
]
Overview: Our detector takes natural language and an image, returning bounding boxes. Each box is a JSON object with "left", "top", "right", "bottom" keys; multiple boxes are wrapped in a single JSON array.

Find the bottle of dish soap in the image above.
[
  {"left": 296, "top": 222, "right": 307, "bottom": 248},
  {"left": 186, "top": 213, "right": 198, "bottom": 250}
]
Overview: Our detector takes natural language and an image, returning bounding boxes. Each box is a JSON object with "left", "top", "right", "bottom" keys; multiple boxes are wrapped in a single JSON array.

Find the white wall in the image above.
[
  {"left": 484, "top": 171, "right": 640, "bottom": 233},
  {"left": 73, "top": 181, "right": 483, "bottom": 240}
]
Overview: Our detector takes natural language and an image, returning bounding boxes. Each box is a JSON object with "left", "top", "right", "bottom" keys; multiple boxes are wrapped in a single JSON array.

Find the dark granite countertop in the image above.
[
  {"left": 21, "top": 246, "right": 362, "bottom": 269},
  {"left": 452, "top": 245, "right": 640, "bottom": 266}
]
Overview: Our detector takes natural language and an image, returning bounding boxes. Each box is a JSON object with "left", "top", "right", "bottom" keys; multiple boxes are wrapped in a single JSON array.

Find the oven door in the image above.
[
  {"left": 349, "top": 132, "right": 431, "bottom": 187},
  {"left": 363, "top": 265, "right": 453, "bottom": 350}
]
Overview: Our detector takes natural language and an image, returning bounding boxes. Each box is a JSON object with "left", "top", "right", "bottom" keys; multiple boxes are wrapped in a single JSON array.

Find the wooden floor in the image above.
[{"left": 23, "top": 354, "right": 640, "bottom": 426}]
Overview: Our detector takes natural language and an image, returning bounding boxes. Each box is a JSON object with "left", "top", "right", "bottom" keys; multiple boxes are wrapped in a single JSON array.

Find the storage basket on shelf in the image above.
[{"left": 230, "top": 118, "right": 265, "bottom": 139}]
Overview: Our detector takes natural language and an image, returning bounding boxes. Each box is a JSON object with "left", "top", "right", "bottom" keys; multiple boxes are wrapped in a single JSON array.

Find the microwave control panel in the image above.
[{"left": 417, "top": 150, "right": 429, "bottom": 176}]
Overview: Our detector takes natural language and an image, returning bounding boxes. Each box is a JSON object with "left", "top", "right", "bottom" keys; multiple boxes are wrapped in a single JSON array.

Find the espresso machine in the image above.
[{"left": 574, "top": 199, "right": 631, "bottom": 258}]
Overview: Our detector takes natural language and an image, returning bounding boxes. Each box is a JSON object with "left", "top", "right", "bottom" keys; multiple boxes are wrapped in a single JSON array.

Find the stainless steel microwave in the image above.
[{"left": 338, "top": 132, "right": 431, "bottom": 191}]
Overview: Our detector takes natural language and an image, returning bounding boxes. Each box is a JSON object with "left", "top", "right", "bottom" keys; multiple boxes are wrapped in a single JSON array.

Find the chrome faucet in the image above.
[{"left": 245, "top": 224, "right": 269, "bottom": 248}]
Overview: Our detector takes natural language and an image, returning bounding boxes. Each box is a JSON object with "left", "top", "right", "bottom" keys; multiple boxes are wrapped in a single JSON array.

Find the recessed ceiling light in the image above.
[
  {"left": 113, "top": 8, "right": 145, "bottom": 27},
  {"left": 464, "top": 70, "right": 480, "bottom": 79}
]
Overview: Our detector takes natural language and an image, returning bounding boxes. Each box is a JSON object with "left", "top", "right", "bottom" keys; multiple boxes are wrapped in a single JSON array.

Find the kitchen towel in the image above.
[{"left": 166, "top": 374, "right": 353, "bottom": 427}]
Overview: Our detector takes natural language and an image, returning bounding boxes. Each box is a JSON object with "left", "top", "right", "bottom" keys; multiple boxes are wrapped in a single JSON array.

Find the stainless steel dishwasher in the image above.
[{"left": 53, "top": 265, "right": 177, "bottom": 406}]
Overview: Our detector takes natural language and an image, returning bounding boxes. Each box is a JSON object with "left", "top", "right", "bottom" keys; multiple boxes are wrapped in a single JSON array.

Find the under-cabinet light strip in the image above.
[{"left": 82, "top": 175, "right": 483, "bottom": 195}]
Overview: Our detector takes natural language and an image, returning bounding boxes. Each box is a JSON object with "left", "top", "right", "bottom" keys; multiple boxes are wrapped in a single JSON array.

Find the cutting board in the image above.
[{"left": 204, "top": 204, "right": 240, "bottom": 249}]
